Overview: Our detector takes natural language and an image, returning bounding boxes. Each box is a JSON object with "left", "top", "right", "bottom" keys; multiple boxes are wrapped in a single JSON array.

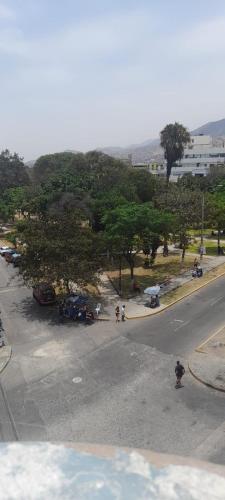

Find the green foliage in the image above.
[
  {"left": 17, "top": 209, "right": 101, "bottom": 288},
  {"left": 0, "top": 150, "right": 30, "bottom": 193},
  {"left": 160, "top": 123, "right": 190, "bottom": 181},
  {"left": 102, "top": 203, "right": 175, "bottom": 277},
  {"left": 155, "top": 184, "right": 203, "bottom": 258}
]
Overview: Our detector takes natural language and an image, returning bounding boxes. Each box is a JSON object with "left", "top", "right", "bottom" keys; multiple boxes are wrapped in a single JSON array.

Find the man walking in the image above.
[
  {"left": 115, "top": 305, "right": 120, "bottom": 322},
  {"left": 175, "top": 360, "right": 185, "bottom": 387}
]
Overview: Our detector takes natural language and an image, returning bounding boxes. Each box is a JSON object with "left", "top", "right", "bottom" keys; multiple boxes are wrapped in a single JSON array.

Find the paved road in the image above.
[{"left": 0, "top": 257, "right": 225, "bottom": 465}]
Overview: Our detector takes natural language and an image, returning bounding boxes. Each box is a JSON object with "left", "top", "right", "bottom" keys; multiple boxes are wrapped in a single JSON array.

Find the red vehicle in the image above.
[{"left": 33, "top": 283, "right": 56, "bottom": 305}]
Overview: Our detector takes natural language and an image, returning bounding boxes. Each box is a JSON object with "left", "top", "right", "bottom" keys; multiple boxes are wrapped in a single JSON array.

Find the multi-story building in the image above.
[
  {"left": 132, "top": 135, "right": 225, "bottom": 181},
  {"left": 171, "top": 135, "right": 225, "bottom": 180},
  {"left": 132, "top": 162, "right": 166, "bottom": 175}
]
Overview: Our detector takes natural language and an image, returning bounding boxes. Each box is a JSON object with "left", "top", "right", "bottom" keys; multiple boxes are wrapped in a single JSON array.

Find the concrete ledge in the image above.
[
  {"left": 188, "top": 352, "right": 225, "bottom": 393},
  {"left": 96, "top": 316, "right": 110, "bottom": 321}
]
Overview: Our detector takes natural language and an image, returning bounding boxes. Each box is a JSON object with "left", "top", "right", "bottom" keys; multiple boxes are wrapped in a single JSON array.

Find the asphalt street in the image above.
[{"left": 0, "top": 257, "right": 225, "bottom": 465}]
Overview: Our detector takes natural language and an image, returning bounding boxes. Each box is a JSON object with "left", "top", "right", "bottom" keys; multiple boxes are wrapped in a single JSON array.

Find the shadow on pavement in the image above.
[{"left": 11, "top": 297, "right": 95, "bottom": 329}]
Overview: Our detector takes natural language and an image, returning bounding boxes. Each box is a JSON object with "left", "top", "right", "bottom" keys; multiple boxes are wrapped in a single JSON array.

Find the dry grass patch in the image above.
[{"left": 108, "top": 253, "right": 195, "bottom": 298}]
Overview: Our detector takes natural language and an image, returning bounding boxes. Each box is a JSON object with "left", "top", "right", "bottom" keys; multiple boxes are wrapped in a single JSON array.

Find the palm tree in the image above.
[{"left": 160, "top": 122, "right": 190, "bottom": 183}]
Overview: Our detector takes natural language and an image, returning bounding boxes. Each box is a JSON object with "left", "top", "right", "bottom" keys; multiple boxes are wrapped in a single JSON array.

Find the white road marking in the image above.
[
  {"left": 209, "top": 296, "right": 224, "bottom": 307},
  {"left": 72, "top": 377, "right": 82, "bottom": 384},
  {"left": 174, "top": 320, "right": 190, "bottom": 332}
]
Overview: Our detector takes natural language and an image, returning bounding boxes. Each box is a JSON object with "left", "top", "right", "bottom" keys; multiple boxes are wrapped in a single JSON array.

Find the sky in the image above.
[{"left": 1, "top": 0, "right": 225, "bottom": 160}]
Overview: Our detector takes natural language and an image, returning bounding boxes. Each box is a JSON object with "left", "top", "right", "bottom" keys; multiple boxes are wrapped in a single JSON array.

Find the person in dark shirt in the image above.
[{"left": 175, "top": 360, "right": 185, "bottom": 386}]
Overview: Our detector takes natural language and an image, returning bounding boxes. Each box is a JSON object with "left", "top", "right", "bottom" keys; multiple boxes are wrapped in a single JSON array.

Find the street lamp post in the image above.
[{"left": 200, "top": 193, "right": 205, "bottom": 260}]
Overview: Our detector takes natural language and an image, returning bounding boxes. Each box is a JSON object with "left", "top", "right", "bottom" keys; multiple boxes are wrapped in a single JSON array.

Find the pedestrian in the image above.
[
  {"left": 193, "top": 257, "right": 199, "bottom": 268},
  {"left": 175, "top": 360, "right": 185, "bottom": 387},
  {"left": 121, "top": 305, "right": 126, "bottom": 321},
  {"left": 115, "top": 305, "right": 120, "bottom": 322}
]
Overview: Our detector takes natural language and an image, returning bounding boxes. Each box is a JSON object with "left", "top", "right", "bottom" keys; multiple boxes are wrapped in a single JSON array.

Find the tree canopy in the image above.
[
  {"left": 0, "top": 150, "right": 30, "bottom": 193},
  {"left": 102, "top": 203, "right": 175, "bottom": 277},
  {"left": 17, "top": 209, "right": 101, "bottom": 290},
  {"left": 160, "top": 123, "right": 190, "bottom": 182}
]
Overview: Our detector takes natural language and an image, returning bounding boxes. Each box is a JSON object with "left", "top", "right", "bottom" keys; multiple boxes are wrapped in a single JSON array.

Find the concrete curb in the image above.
[
  {"left": 188, "top": 361, "right": 225, "bottom": 394},
  {"left": 126, "top": 268, "right": 225, "bottom": 320},
  {"left": 96, "top": 317, "right": 110, "bottom": 322},
  {"left": 0, "top": 346, "right": 12, "bottom": 375}
]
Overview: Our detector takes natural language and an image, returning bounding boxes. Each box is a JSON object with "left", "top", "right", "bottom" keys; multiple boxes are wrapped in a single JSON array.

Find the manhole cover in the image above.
[{"left": 72, "top": 377, "right": 82, "bottom": 384}]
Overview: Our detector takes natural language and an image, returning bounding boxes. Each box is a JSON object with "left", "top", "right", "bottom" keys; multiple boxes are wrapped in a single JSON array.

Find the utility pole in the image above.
[
  {"left": 200, "top": 193, "right": 205, "bottom": 260},
  {"left": 118, "top": 255, "right": 122, "bottom": 296}
]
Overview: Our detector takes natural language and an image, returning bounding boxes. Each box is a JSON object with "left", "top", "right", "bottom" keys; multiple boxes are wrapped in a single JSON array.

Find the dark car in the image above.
[
  {"left": 65, "top": 294, "right": 88, "bottom": 307},
  {"left": 12, "top": 253, "right": 21, "bottom": 267},
  {"left": 5, "top": 251, "right": 19, "bottom": 263},
  {"left": 33, "top": 283, "right": 56, "bottom": 305}
]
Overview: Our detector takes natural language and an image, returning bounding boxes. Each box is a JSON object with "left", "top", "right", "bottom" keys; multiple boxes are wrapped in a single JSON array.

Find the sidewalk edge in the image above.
[
  {"left": 127, "top": 268, "right": 225, "bottom": 320},
  {"left": 188, "top": 361, "right": 225, "bottom": 394}
]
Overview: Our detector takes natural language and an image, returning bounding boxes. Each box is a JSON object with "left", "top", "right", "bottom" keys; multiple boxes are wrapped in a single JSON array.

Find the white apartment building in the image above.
[
  {"left": 171, "top": 135, "right": 225, "bottom": 180},
  {"left": 132, "top": 135, "right": 225, "bottom": 181}
]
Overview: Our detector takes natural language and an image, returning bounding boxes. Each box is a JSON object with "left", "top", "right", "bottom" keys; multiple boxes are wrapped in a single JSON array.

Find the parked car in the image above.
[
  {"left": 0, "top": 246, "right": 14, "bottom": 256},
  {"left": 5, "top": 251, "right": 19, "bottom": 263},
  {"left": 3, "top": 249, "right": 16, "bottom": 260},
  {"left": 33, "top": 283, "right": 56, "bottom": 305},
  {"left": 12, "top": 253, "right": 21, "bottom": 267},
  {"left": 64, "top": 294, "right": 88, "bottom": 307},
  {"left": 61, "top": 294, "right": 94, "bottom": 322}
]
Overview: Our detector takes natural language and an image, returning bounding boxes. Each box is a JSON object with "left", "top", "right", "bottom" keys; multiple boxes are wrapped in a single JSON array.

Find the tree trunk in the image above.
[
  {"left": 166, "top": 161, "right": 172, "bottom": 184},
  {"left": 182, "top": 246, "right": 186, "bottom": 261},
  {"left": 65, "top": 279, "right": 70, "bottom": 294},
  {"left": 125, "top": 252, "right": 135, "bottom": 280},
  {"left": 150, "top": 247, "right": 157, "bottom": 264},
  {"left": 163, "top": 240, "right": 169, "bottom": 257},
  {"left": 130, "top": 264, "right": 134, "bottom": 280},
  {"left": 118, "top": 256, "right": 122, "bottom": 295},
  {"left": 217, "top": 228, "right": 221, "bottom": 255}
]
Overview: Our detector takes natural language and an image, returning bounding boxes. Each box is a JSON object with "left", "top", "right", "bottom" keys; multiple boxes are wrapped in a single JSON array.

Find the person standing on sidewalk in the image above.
[
  {"left": 115, "top": 305, "right": 120, "bottom": 322},
  {"left": 121, "top": 305, "right": 126, "bottom": 321}
]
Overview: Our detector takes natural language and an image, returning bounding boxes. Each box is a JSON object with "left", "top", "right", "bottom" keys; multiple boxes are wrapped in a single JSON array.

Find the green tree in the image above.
[
  {"left": 102, "top": 203, "right": 175, "bottom": 278},
  {"left": 160, "top": 123, "right": 190, "bottom": 182},
  {"left": 128, "top": 169, "right": 159, "bottom": 202},
  {"left": 155, "top": 185, "right": 202, "bottom": 260},
  {"left": 33, "top": 152, "right": 87, "bottom": 184},
  {"left": 208, "top": 193, "right": 225, "bottom": 254},
  {"left": 17, "top": 210, "right": 101, "bottom": 291},
  {"left": 0, "top": 150, "right": 30, "bottom": 193}
]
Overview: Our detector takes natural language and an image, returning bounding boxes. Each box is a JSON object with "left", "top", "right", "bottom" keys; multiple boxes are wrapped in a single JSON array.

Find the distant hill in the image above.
[
  {"left": 25, "top": 119, "right": 225, "bottom": 167},
  {"left": 192, "top": 118, "right": 225, "bottom": 137},
  {"left": 100, "top": 138, "right": 162, "bottom": 164}
]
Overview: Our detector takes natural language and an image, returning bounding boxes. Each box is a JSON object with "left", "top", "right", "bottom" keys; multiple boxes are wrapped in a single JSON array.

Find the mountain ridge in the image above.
[{"left": 25, "top": 118, "right": 225, "bottom": 166}]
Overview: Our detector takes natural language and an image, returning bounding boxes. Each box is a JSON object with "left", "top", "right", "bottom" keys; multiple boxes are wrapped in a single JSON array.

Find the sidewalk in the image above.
[
  {"left": 189, "top": 325, "right": 225, "bottom": 392},
  {"left": 124, "top": 255, "right": 225, "bottom": 319},
  {"left": 98, "top": 255, "right": 225, "bottom": 320}
]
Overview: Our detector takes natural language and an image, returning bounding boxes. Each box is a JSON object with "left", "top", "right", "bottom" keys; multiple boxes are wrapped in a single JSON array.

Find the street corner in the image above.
[
  {"left": 0, "top": 345, "right": 12, "bottom": 374},
  {"left": 188, "top": 351, "right": 225, "bottom": 393},
  {"left": 125, "top": 302, "right": 166, "bottom": 320}
]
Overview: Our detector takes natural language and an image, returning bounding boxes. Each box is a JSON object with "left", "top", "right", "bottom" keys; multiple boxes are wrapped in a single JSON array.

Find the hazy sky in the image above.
[{"left": 1, "top": 0, "right": 225, "bottom": 160}]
